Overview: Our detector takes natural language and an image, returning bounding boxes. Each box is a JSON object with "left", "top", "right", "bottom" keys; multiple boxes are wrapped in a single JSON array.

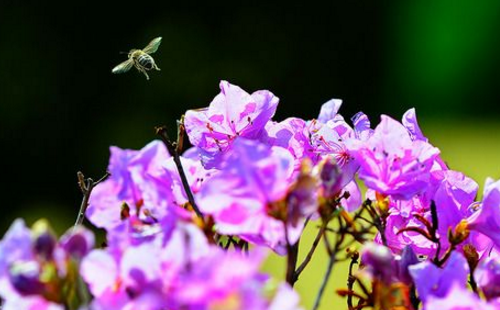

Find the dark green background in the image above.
[{"left": 1, "top": 1, "right": 500, "bottom": 233}]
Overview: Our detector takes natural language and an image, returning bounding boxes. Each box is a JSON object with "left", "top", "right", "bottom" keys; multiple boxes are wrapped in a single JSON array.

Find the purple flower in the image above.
[
  {"left": 172, "top": 248, "right": 266, "bottom": 308},
  {"left": 184, "top": 80, "right": 279, "bottom": 168},
  {"left": 347, "top": 115, "right": 440, "bottom": 200},
  {"left": 467, "top": 178, "right": 500, "bottom": 249},
  {"left": 268, "top": 283, "right": 304, "bottom": 310},
  {"left": 196, "top": 139, "right": 314, "bottom": 254},
  {"left": 309, "top": 121, "right": 358, "bottom": 177},
  {"left": 402, "top": 108, "right": 427, "bottom": 142},
  {"left": 163, "top": 155, "right": 217, "bottom": 207},
  {"left": 423, "top": 284, "right": 495, "bottom": 310},
  {"left": 360, "top": 243, "right": 419, "bottom": 285},
  {"left": 82, "top": 221, "right": 210, "bottom": 304},
  {"left": 432, "top": 170, "right": 478, "bottom": 231},
  {"left": 395, "top": 245, "right": 420, "bottom": 285},
  {"left": 474, "top": 256, "right": 500, "bottom": 300},
  {"left": 82, "top": 235, "right": 300, "bottom": 310},
  {"left": 261, "top": 117, "right": 314, "bottom": 170},
  {"left": 409, "top": 251, "right": 469, "bottom": 302},
  {"left": 368, "top": 188, "right": 437, "bottom": 256},
  {"left": 351, "top": 112, "right": 374, "bottom": 141},
  {"left": 59, "top": 226, "right": 95, "bottom": 260},
  {"left": 0, "top": 296, "right": 64, "bottom": 310},
  {"left": 429, "top": 169, "right": 482, "bottom": 254},
  {"left": 0, "top": 220, "right": 95, "bottom": 310},
  {"left": 316, "top": 99, "right": 344, "bottom": 124},
  {"left": 172, "top": 247, "right": 303, "bottom": 310},
  {"left": 81, "top": 244, "right": 168, "bottom": 310},
  {"left": 81, "top": 220, "right": 211, "bottom": 310},
  {"left": 361, "top": 243, "right": 394, "bottom": 283},
  {"left": 87, "top": 140, "right": 174, "bottom": 231},
  {"left": 314, "top": 157, "right": 361, "bottom": 212}
]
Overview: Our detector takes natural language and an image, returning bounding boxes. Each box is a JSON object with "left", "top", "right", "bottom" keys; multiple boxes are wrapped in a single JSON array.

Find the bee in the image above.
[{"left": 112, "top": 37, "right": 162, "bottom": 80}]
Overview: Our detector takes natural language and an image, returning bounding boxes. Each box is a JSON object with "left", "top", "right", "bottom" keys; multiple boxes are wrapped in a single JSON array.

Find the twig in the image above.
[
  {"left": 312, "top": 235, "right": 341, "bottom": 310},
  {"left": 284, "top": 222, "right": 300, "bottom": 286},
  {"left": 312, "top": 217, "right": 345, "bottom": 310},
  {"left": 74, "top": 171, "right": 110, "bottom": 229},
  {"left": 294, "top": 222, "right": 326, "bottom": 279},
  {"left": 469, "top": 270, "right": 478, "bottom": 294},
  {"left": 436, "top": 245, "right": 456, "bottom": 267},
  {"left": 347, "top": 252, "right": 359, "bottom": 310},
  {"left": 155, "top": 125, "right": 203, "bottom": 219}
]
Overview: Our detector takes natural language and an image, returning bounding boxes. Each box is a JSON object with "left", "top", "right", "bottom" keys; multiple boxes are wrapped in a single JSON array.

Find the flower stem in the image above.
[
  {"left": 346, "top": 254, "right": 359, "bottom": 310},
  {"left": 294, "top": 222, "right": 326, "bottom": 280},
  {"left": 312, "top": 218, "right": 345, "bottom": 310},
  {"left": 74, "top": 171, "right": 110, "bottom": 229},
  {"left": 156, "top": 125, "right": 204, "bottom": 219},
  {"left": 286, "top": 240, "right": 300, "bottom": 286},
  {"left": 312, "top": 249, "right": 336, "bottom": 310}
]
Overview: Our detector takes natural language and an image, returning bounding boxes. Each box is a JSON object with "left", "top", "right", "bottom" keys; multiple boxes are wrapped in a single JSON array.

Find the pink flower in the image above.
[
  {"left": 467, "top": 178, "right": 500, "bottom": 248},
  {"left": 196, "top": 139, "right": 315, "bottom": 254},
  {"left": 172, "top": 247, "right": 303, "bottom": 310},
  {"left": 409, "top": 252, "right": 469, "bottom": 302},
  {"left": 87, "top": 140, "right": 174, "bottom": 232},
  {"left": 347, "top": 115, "right": 440, "bottom": 200},
  {"left": 184, "top": 80, "right": 279, "bottom": 168},
  {"left": 261, "top": 117, "right": 314, "bottom": 170},
  {"left": 423, "top": 284, "right": 495, "bottom": 310},
  {"left": 0, "top": 220, "right": 95, "bottom": 310}
]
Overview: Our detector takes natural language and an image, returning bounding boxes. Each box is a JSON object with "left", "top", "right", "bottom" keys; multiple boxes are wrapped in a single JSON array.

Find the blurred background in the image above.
[{"left": 1, "top": 1, "right": 500, "bottom": 308}]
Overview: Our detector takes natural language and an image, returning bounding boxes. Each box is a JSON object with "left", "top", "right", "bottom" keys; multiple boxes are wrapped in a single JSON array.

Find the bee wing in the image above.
[
  {"left": 142, "top": 37, "right": 162, "bottom": 54},
  {"left": 112, "top": 59, "right": 134, "bottom": 74}
]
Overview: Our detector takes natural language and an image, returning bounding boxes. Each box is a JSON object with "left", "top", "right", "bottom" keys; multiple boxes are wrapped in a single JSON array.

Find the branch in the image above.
[
  {"left": 346, "top": 251, "right": 359, "bottom": 310},
  {"left": 74, "top": 171, "right": 110, "bottom": 229},
  {"left": 294, "top": 222, "right": 326, "bottom": 279},
  {"left": 155, "top": 125, "right": 204, "bottom": 219},
  {"left": 312, "top": 217, "right": 345, "bottom": 310},
  {"left": 285, "top": 222, "right": 300, "bottom": 286},
  {"left": 312, "top": 239, "right": 338, "bottom": 310}
]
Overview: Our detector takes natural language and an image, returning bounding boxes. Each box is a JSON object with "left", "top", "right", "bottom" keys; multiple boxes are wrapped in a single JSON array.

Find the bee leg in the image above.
[
  {"left": 137, "top": 67, "right": 150, "bottom": 80},
  {"left": 154, "top": 63, "right": 161, "bottom": 71}
]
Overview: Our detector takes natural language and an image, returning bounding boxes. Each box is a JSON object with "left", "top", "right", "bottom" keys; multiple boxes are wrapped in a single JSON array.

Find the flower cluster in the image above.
[{"left": 1, "top": 80, "right": 499, "bottom": 310}]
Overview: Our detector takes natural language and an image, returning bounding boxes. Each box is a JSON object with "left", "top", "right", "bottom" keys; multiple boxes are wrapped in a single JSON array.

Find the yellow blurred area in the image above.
[{"left": 263, "top": 120, "right": 500, "bottom": 309}]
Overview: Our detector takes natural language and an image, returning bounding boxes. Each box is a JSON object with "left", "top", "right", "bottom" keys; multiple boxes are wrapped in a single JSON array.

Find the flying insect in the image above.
[{"left": 112, "top": 37, "right": 162, "bottom": 80}]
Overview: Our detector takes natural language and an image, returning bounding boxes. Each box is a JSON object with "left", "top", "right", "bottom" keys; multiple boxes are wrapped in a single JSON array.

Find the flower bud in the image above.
[
  {"left": 449, "top": 220, "right": 470, "bottom": 245},
  {"left": 32, "top": 219, "right": 57, "bottom": 261},
  {"left": 60, "top": 226, "right": 95, "bottom": 260},
  {"left": 396, "top": 246, "right": 419, "bottom": 285},
  {"left": 474, "top": 257, "right": 500, "bottom": 300},
  {"left": 317, "top": 156, "right": 343, "bottom": 198},
  {"left": 361, "top": 243, "right": 394, "bottom": 283},
  {"left": 463, "top": 244, "right": 479, "bottom": 272},
  {"left": 287, "top": 159, "right": 318, "bottom": 226},
  {"left": 375, "top": 192, "right": 389, "bottom": 217},
  {"left": 9, "top": 261, "right": 44, "bottom": 296}
]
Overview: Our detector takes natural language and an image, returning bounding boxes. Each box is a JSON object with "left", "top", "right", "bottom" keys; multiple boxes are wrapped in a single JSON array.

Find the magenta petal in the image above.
[
  {"left": 409, "top": 251, "right": 469, "bottom": 302},
  {"left": 80, "top": 250, "right": 119, "bottom": 297},
  {"left": 341, "top": 180, "right": 362, "bottom": 212},
  {"left": 424, "top": 284, "right": 495, "bottom": 310},
  {"left": 348, "top": 115, "right": 440, "bottom": 199},
  {"left": 402, "top": 108, "right": 427, "bottom": 142},
  {"left": 317, "top": 99, "right": 344, "bottom": 124},
  {"left": 184, "top": 81, "right": 279, "bottom": 168},
  {"left": 268, "top": 283, "right": 303, "bottom": 310},
  {"left": 468, "top": 178, "right": 500, "bottom": 247},
  {"left": 196, "top": 139, "right": 309, "bottom": 253}
]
